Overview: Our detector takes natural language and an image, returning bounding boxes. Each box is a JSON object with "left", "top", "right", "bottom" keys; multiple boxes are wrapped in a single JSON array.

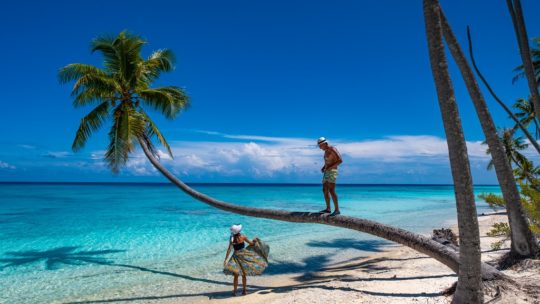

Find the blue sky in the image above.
[{"left": 1, "top": 0, "right": 540, "bottom": 183}]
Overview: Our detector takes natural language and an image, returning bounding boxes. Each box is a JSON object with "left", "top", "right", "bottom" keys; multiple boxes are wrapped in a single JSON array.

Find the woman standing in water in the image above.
[{"left": 223, "top": 224, "right": 269, "bottom": 296}]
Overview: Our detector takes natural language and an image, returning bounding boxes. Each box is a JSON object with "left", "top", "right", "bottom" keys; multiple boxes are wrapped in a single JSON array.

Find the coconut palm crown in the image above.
[
  {"left": 513, "top": 37, "right": 540, "bottom": 84},
  {"left": 59, "top": 31, "right": 189, "bottom": 173}
]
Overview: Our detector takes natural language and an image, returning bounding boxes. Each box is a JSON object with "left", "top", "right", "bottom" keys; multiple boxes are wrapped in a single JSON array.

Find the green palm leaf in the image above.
[
  {"left": 72, "top": 102, "right": 110, "bottom": 151},
  {"left": 138, "top": 86, "right": 189, "bottom": 119},
  {"left": 91, "top": 35, "right": 121, "bottom": 75},
  {"left": 138, "top": 49, "right": 175, "bottom": 84},
  {"left": 139, "top": 110, "right": 173, "bottom": 158},
  {"left": 107, "top": 105, "right": 147, "bottom": 172},
  {"left": 58, "top": 64, "right": 108, "bottom": 84}
]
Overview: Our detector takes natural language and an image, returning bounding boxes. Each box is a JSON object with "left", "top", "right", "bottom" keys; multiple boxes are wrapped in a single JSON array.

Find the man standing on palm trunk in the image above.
[{"left": 317, "top": 137, "right": 343, "bottom": 216}]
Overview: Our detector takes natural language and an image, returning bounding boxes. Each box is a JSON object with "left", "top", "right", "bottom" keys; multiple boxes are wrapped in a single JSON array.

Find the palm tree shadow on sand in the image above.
[
  {"left": 0, "top": 241, "right": 446, "bottom": 303},
  {"left": 0, "top": 247, "right": 124, "bottom": 270},
  {"left": 0, "top": 246, "right": 259, "bottom": 289}
]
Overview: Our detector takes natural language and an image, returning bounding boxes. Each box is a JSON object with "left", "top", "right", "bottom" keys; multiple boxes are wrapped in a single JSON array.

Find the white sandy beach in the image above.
[{"left": 181, "top": 213, "right": 539, "bottom": 304}]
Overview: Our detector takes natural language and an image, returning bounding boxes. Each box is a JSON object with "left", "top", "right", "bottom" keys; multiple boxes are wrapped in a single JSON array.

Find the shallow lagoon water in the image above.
[{"left": 0, "top": 183, "right": 499, "bottom": 303}]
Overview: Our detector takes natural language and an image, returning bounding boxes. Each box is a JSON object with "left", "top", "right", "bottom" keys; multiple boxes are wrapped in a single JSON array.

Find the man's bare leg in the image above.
[
  {"left": 322, "top": 182, "right": 331, "bottom": 212},
  {"left": 328, "top": 183, "right": 340, "bottom": 214}
]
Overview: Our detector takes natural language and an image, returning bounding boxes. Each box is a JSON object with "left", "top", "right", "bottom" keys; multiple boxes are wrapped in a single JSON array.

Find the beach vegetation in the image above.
[{"left": 486, "top": 223, "right": 511, "bottom": 250}]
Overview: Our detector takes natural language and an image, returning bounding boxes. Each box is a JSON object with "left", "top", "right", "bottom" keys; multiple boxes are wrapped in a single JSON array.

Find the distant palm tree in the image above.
[
  {"left": 59, "top": 31, "right": 189, "bottom": 173},
  {"left": 485, "top": 129, "right": 529, "bottom": 171},
  {"left": 513, "top": 38, "right": 540, "bottom": 84},
  {"left": 513, "top": 98, "right": 540, "bottom": 138},
  {"left": 514, "top": 159, "right": 540, "bottom": 186}
]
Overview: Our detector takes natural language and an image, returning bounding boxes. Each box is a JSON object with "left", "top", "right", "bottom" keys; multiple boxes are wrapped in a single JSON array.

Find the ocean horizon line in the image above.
[{"left": 0, "top": 181, "right": 500, "bottom": 187}]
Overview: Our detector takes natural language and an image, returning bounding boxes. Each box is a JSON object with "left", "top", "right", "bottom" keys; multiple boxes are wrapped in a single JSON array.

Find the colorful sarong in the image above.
[{"left": 224, "top": 238, "right": 269, "bottom": 276}]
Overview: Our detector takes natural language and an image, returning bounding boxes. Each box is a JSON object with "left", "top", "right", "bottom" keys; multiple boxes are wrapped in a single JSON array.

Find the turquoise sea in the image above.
[{"left": 0, "top": 183, "right": 500, "bottom": 304}]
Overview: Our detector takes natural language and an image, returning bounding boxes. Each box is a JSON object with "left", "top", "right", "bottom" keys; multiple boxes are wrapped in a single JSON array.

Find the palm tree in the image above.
[
  {"left": 513, "top": 38, "right": 540, "bottom": 84},
  {"left": 485, "top": 129, "right": 529, "bottom": 170},
  {"left": 61, "top": 31, "right": 502, "bottom": 289},
  {"left": 440, "top": 3, "right": 539, "bottom": 262},
  {"left": 58, "top": 31, "right": 189, "bottom": 173},
  {"left": 513, "top": 98, "right": 540, "bottom": 138},
  {"left": 506, "top": 0, "right": 540, "bottom": 126},
  {"left": 514, "top": 159, "right": 540, "bottom": 189},
  {"left": 484, "top": 129, "right": 540, "bottom": 190},
  {"left": 424, "top": 0, "right": 483, "bottom": 302}
]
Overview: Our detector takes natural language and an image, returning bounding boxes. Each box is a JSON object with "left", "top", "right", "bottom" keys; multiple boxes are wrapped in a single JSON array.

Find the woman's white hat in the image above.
[{"left": 230, "top": 224, "right": 242, "bottom": 234}]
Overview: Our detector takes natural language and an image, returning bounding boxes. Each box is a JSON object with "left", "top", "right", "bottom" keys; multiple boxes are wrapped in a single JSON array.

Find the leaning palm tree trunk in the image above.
[
  {"left": 439, "top": 11, "right": 540, "bottom": 259},
  {"left": 424, "top": 0, "right": 483, "bottom": 303},
  {"left": 138, "top": 138, "right": 502, "bottom": 281},
  {"left": 506, "top": 0, "right": 540, "bottom": 126}
]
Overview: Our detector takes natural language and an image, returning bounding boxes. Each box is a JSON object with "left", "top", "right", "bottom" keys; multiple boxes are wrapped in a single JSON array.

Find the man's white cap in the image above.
[
  {"left": 317, "top": 137, "right": 327, "bottom": 145},
  {"left": 230, "top": 224, "right": 242, "bottom": 234}
]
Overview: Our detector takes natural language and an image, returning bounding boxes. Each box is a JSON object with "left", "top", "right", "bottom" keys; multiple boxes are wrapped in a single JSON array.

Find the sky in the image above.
[{"left": 1, "top": 0, "right": 540, "bottom": 183}]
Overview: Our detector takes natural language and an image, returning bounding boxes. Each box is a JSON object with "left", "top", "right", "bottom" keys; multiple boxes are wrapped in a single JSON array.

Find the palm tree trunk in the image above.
[
  {"left": 423, "top": 1, "right": 483, "bottom": 303},
  {"left": 138, "top": 138, "right": 502, "bottom": 282},
  {"left": 439, "top": 11, "right": 540, "bottom": 259},
  {"left": 506, "top": 0, "right": 540, "bottom": 126}
]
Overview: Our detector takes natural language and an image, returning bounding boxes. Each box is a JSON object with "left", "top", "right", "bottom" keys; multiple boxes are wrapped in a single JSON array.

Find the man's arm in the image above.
[{"left": 224, "top": 242, "right": 232, "bottom": 266}]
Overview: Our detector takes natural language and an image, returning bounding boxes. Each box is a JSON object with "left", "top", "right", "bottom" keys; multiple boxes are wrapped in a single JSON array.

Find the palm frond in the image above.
[
  {"left": 72, "top": 88, "right": 115, "bottom": 107},
  {"left": 105, "top": 106, "right": 131, "bottom": 172},
  {"left": 71, "top": 74, "right": 119, "bottom": 101},
  {"left": 72, "top": 102, "right": 110, "bottom": 151},
  {"left": 113, "top": 31, "right": 146, "bottom": 88},
  {"left": 91, "top": 35, "right": 121, "bottom": 74},
  {"left": 138, "top": 86, "right": 189, "bottom": 119},
  {"left": 139, "top": 109, "right": 173, "bottom": 157},
  {"left": 58, "top": 64, "right": 108, "bottom": 84},
  {"left": 105, "top": 105, "right": 147, "bottom": 172},
  {"left": 487, "top": 160, "right": 495, "bottom": 171},
  {"left": 138, "top": 49, "right": 175, "bottom": 85}
]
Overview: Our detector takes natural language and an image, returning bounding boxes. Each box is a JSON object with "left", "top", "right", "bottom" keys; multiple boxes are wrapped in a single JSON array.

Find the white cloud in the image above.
[
  {"left": 193, "top": 129, "right": 313, "bottom": 144},
  {"left": 18, "top": 144, "right": 36, "bottom": 149},
  {"left": 336, "top": 135, "right": 488, "bottom": 162},
  {"left": 44, "top": 151, "right": 71, "bottom": 158},
  {"left": 0, "top": 161, "right": 16, "bottom": 170},
  {"left": 109, "top": 133, "right": 493, "bottom": 182},
  {"left": 32, "top": 131, "right": 504, "bottom": 183},
  {"left": 124, "top": 156, "right": 158, "bottom": 176}
]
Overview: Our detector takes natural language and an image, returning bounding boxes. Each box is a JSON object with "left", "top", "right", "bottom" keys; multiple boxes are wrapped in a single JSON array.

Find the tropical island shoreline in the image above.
[{"left": 175, "top": 212, "right": 536, "bottom": 304}]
